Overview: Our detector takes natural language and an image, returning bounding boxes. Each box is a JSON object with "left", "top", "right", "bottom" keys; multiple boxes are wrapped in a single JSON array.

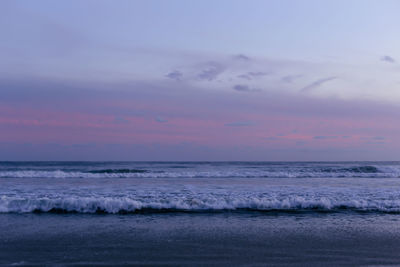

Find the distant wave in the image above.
[
  {"left": 88, "top": 169, "right": 148, "bottom": 174},
  {"left": 2, "top": 196, "right": 400, "bottom": 214},
  {"left": 0, "top": 164, "right": 399, "bottom": 178},
  {"left": 322, "top": 166, "right": 380, "bottom": 173}
]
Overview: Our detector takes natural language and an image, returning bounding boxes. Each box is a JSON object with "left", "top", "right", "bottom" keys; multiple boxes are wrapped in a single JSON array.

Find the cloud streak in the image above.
[
  {"left": 237, "top": 71, "right": 269, "bottom": 80},
  {"left": 233, "top": 84, "right": 261, "bottom": 92},
  {"left": 300, "top": 77, "right": 337, "bottom": 92}
]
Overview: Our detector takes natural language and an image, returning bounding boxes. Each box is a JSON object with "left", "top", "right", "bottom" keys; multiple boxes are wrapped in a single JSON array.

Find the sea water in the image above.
[{"left": 1, "top": 161, "right": 400, "bottom": 265}]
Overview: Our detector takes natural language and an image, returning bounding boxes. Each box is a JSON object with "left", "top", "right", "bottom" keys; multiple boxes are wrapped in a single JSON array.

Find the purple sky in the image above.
[{"left": 1, "top": 1, "right": 400, "bottom": 160}]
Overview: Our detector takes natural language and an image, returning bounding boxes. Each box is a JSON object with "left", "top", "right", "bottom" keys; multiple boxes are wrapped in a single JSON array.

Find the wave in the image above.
[
  {"left": 322, "top": 166, "right": 380, "bottom": 173},
  {"left": 2, "top": 196, "right": 400, "bottom": 214},
  {"left": 88, "top": 169, "right": 148, "bottom": 174},
  {"left": 0, "top": 170, "right": 399, "bottom": 179},
  {"left": 0, "top": 164, "right": 399, "bottom": 178}
]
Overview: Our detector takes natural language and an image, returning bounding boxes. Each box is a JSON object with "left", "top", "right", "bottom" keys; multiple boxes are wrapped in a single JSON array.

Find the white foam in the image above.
[
  {"left": 2, "top": 193, "right": 400, "bottom": 213},
  {"left": 1, "top": 166, "right": 400, "bottom": 179}
]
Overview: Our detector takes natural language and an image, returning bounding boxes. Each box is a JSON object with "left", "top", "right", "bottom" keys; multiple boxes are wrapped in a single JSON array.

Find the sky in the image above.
[{"left": 1, "top": 0, "right": 400, "bottom": 161}]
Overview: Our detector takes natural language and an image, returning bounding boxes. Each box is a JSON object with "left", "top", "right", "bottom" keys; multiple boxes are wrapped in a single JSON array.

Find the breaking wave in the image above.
[
  {"left": 2, "top": 195, "right": 400, "bottom": 214},
  {"left": 323, "top": 166, "right": 380, "bottom": 173}
]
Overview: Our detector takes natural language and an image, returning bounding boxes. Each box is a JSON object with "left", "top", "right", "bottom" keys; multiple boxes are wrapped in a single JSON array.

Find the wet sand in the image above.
[{"left": 1, "top": 212, "right": 400, "bottom": 266}]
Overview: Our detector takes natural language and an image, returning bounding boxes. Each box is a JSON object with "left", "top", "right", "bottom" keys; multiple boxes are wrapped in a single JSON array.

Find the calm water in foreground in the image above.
[{"left": 1, "top": 161, "right": 400, "bottom": 266}]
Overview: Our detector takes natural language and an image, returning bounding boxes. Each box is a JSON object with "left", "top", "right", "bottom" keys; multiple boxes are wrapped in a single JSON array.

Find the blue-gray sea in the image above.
[{"left": 2, "top": 161, "right": 400, "bottom": 266}]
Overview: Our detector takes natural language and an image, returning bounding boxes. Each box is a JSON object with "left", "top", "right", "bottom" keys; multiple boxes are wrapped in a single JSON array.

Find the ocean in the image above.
[{"left": 1, "top": 161, "right": 400, "bottom": 266}]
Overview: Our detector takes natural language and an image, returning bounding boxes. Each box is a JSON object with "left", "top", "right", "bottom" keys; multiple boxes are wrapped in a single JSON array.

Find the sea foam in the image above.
[
  {"left": 1, "top": 164, "right": 400, "bottom": 179},
  {"left": 2, "top": 193, "right": 400, "bottom": 214}
]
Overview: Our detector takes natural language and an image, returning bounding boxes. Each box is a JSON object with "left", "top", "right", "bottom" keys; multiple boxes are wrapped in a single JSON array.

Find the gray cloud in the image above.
[
  {"left": 238, "top": 71, "right": 269, "bottom": 80},
  {"left": 381, "top": 55, "right": 396, "bottom": 63},
  {"left": 197, "top": 62, "right": 225, "bottom": 81},
  {"left": 166, "top": 70, "right": 183, "bottom": 81},
  {"left": 233, "top": 84, "right": 261, "bottom": 92},
  {"left": 301, "top": 77, "right": 337, "bottom": 92},
  {"left": 233, "top": 54, "right": 251, "bottom": 61}
]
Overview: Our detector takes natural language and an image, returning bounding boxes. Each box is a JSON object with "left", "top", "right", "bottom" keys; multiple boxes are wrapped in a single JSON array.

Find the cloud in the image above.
[
  {"left": 313, "top": 135, "right": 338, "bottom": 140},
  {"left": 197, "top": 62, "right": 225, "bottom": 81},
  {"left": 238, "top": 71, "right": 269, "bottom": 80},
  {"left": 233, "top": 84, "right": 261, "bottom": 92},
  {"left": 281, "top": 74, "right": 303, "bottom": 83},
  {"left": 381, "top": 55, "right": 396, "bottom": 63},
  {"left": 225, "top": 121, "right": 254, "bottom": 127},
  {"left": 248, "top": 71, "right": 268, "bottom": 77},
  {"left": 2, "top": 76, "right": 400, "bottom": 160},
  {"left": 313, "top": 136, "right": 338, "bottom": 140},
  {"left": 237, "top": 74, "right": 252, "bottom": 80},
  {"left": 233, "top": 54, "right": 251, "bottom": 61},
  {"left": 166, "top": 70, "right": 183, "bottom": 81},
  {"left": 155, "top": 116, "right": 167, "bottom": 123},
  {"left": 301, "top": 76, "right": 337, "bottom": 92},
  {"left": 2, "top": 76, "right": 400, "bottom": 121}
]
